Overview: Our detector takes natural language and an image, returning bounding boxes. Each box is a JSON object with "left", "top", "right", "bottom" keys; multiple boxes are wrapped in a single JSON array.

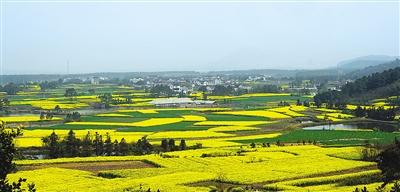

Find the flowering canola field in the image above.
[{"left": 10, "top": 145, "right": 379, "bottom": 192}]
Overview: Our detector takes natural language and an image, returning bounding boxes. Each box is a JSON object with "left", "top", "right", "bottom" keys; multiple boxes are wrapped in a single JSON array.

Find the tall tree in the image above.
[
  {"left": 64, "top": 130, "right": 80, "bottom": 157},
  {"left": 113, "top": 139, "right": 119, "bottom": 156},
  {"left": 0, "top": 122, "right": 35, "bottom": 191},
  {"left": 42, "top": 131, "right": 62, "bottom": 158},
  {"left": 93, "top": 132, "right": 104, "bottom": 156},
  {"left": 81, "top": 131, "right": 93, "bottom": 157},
  {"left": 168, "top": 139, "right": 176, "bottom": 151},
  {"left": 104, "top": 132, "right": 113, "bottom": 156},
  {"left": 64, "top": 88, "right": 77, "bottom": 100},
  {"left": 119, "top": 138, "right": 129, "bottom": 156},
  {"left": 179, "top": 139, "right": 186, "bottom": 150},
  {"left": 161, "top": 139, "right": 168, "bottom": 152},
  {"left": 377, "top": 137, "right": 400, "bottom": 187}
]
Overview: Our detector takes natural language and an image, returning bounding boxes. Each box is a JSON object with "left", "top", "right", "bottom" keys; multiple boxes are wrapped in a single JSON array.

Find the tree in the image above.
[
  {"left": 54, "top": 105, "right": 61, "bottom": 112},
  {"left": 377, "top": 137, "right": 400, "bottom": 187},
  {"left": 64, "top": 130, "right": 80, "bottom": 157},
  {"left": 161, "top": 139, "right": 168, "bottom": 152},
  {"left": 65, "top": 112, "right": 81, "bottom": 122},
  {"left": 119, "top": 138, "right": 129, "bottom": 156},
  {"left": 168, "top": 139, "right": 176, "bottom": 151},
  {"left": 113, "top": 139, "right": 119, "bottom": 156},
  {"left": 81, "top": 131, "right": 93, "bottom": 157},
  {"left": 46, "top": 112, "right": 53, "bottom": 120},
  {"left": 4, "top": 83, "right": 19, "bottom": 95},
  {"left": 93, "top": 132, "right": 104, "bottom": 156},
  {"left": 104, "top": 132, "right": 113, "bottom": 156},
  {"left": 98, "top": 93, "right": 113, "bottom": 108},
  {"left": 40, "top": 112, "right": 45, "bottom": 120},
  {"left": 42, "top": 130, "right": 62, "bottom": 158},
  {"left": 179, "top": 139, "right": 186, "bottom": 150},
  {"left": 0, "top": 121, "right": 36, "bottom": 191},
  {"left": 64, "top": 88, "right": 77, "bottom": 100},
  {"left": 88, "top": 89, "right": 95, "bottom": 94},
  {"left": 3, "top": 99, "right": 10, "bottom": 106}
]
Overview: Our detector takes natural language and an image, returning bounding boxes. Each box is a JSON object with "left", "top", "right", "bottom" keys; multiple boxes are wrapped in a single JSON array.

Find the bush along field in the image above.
[{"left": 2, "top": 86, "right": 400, "bottom": 192}]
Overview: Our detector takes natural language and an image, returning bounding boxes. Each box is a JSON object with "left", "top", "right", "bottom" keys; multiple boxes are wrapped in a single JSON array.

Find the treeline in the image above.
[
  {"left": 315, "top": 67, "right": 400, "bottom": 107},
  {"left": 315, "top": 67, "right": 400, "bottom": 105},
  {"left": 341, "top": 67, "right": 400, "bottom": 99},
  {"left": 354, "top": 106, "right": 396, "bottom": 121},
  {"left": 41, "top": 130, "right": 192, "bottom": 159}
]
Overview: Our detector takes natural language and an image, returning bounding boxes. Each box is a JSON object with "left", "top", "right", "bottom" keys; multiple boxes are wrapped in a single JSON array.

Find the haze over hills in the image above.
[
  {"left": 197, "top": 47, "right": 282, "bottom": 71},
  {"left": 336, "top": 55, "right": 399, "bottom": 69},
  {"left": 345, "top": 60, "right": 400, "bottom": 79}
]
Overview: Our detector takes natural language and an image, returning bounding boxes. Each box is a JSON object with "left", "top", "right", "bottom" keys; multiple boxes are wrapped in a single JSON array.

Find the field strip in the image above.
[{"left": 19, "top": 161, "right": 156, "bottom": 175}]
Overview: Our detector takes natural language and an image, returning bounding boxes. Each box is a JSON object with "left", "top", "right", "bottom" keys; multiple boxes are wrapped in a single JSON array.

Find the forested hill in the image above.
[
  {"left": 315, "top": 66, "right": 400, "bottom": 105},
  {"left": 345, "top": 60, "right": 400, "bottom": 80},
  {"left": 342, "top": 66, "right": 400, "bottom": 98}
]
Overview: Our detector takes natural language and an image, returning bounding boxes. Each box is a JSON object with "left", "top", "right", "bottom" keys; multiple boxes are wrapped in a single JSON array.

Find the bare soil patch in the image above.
[{"left": 19, "top": 161, "right": 156, "bottom": 175}]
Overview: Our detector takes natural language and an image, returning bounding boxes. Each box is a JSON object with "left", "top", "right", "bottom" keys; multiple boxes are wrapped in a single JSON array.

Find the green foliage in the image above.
[
  {"left": 377, "top": 138, "right": 400, "bottom": 187},
  {"left": 64, "top": 112, "right": 81, "bottom": 123},
  {"left": 64, "top": 129, "right": 80, "bottom": 157},
  {"left": 42, "top": 131, "right": 62, "bottom": 158},
  {"left": 98, "top": 93, "right": 113, "bottom": 108},
  {"left": 233, "top": 130, "right": 399, "bottom": 146},
  {"left": 211, "top": 85, "right": 234, "bottom": 96},
  {"left": 4, "top": 83, "right": 20, "bottom": 95},
  {"left": 179, "top": 139, "right": 186, "bottom": 150},
  {"left": 0, "top": 122, "right": 35, "bottom": 192},
  {"left": 64, "top": 88, "right": 77, "bottom": 98},
  {"left": 150, "top": 84, "right": 174, "bottom": 97}
]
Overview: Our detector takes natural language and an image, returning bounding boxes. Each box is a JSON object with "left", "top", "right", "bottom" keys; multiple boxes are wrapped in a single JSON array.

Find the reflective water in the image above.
[{"left": 303, "top": 122, "right": 398, "bottom": 132}]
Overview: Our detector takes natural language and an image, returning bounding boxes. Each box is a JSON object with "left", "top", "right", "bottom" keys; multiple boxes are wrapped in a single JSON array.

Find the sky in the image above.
[{"left": 1, "top": 0, "right": 399, "bottom": 74}]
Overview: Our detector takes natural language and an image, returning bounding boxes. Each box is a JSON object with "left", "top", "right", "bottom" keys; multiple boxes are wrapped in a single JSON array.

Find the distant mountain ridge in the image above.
[
  {"left": 337, "top": 55, "right": 399, "bottom": 69},
  {"left": 345, "top": 60, "right": 400, "bottom": 80}
]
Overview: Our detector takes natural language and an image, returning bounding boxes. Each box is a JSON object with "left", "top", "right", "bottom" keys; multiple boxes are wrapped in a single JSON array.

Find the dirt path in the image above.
[{"left": 19, "top": 161, "right": 156, "bottom": 175}]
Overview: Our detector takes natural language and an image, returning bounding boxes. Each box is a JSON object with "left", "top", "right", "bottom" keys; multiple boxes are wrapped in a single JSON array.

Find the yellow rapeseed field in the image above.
[
  {"left": 268, "top": 107, "right": 305, "bottom": 117},
  {"left": 181, "top": 115, "right": 207, "bottom": 122},
  {"left": 194, "top": 121, "right": 270, "bottom": 126},
  {"left": 67, "top": 118, "right": 183, "bottom": 127},
  {"left": 0, "top": 116, "right": 62, "bottom": 122},
  {"left": 213, "top": 110, "right": 292, "bottom": 119},
  {"left": 207, "top": 126, "right": 260, "bottom": 132},
  {"left": 95, "top": 113, "right": 133, "bottom": 117},
  {"left": 147, "top": 130, "right": 234, "bottom": 139}
]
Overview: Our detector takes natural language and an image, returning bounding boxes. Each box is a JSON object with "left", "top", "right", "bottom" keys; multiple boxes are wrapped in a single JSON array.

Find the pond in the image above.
[{"left": 303, "top": 122, "right": 399, "bottom": 132}]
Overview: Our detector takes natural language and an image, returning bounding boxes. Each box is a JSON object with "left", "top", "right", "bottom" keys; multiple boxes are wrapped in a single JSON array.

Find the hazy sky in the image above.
[{"left": 1, "top": 1, "right": 399, "bottom": 74}]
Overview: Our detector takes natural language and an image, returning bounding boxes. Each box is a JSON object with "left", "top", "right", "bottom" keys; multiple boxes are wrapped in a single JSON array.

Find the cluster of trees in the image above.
[
  {"left": 211, "top": 85, "right": 234, "bottom": 96},
  {"left": 40, "top": 130, "right": 194, "bottom": 159},
  {"left": 314, "top": 90, "right": 347, "bottom": 109},
  {"left": 64, "top": 112, "right": 81, "bottom": 122},
  {"left": 39, "top": 80, "right": 61, "bottom": 91},
  {"left": 39, "top": 112, "right": 53, "bottom": 120},
  {"left": 315, "top": 67, "right": 400, "bottom": 108},
  {"left": 342, "top": 67, "right": 400, "bottom": 97},
  {"left": 354, "top": 106, "right": 396, "bottom": 121},
  {"left": 149, "top": 84, "right": 174, "bottom": 97},
  {"left": 0, "top": 83, "right": 21, "bottom": 95},
  {"left": 98, "top": 93, "right": 113, "bottom": 108},
  {"left": 41, "top": 130, "right": 146, "bottom": 158},
  {"left": 64, "top": 88, "right": 78, "bottom": 99},
  {"left": 161, "top": 139, "right": 186, "bottom": 151}
]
